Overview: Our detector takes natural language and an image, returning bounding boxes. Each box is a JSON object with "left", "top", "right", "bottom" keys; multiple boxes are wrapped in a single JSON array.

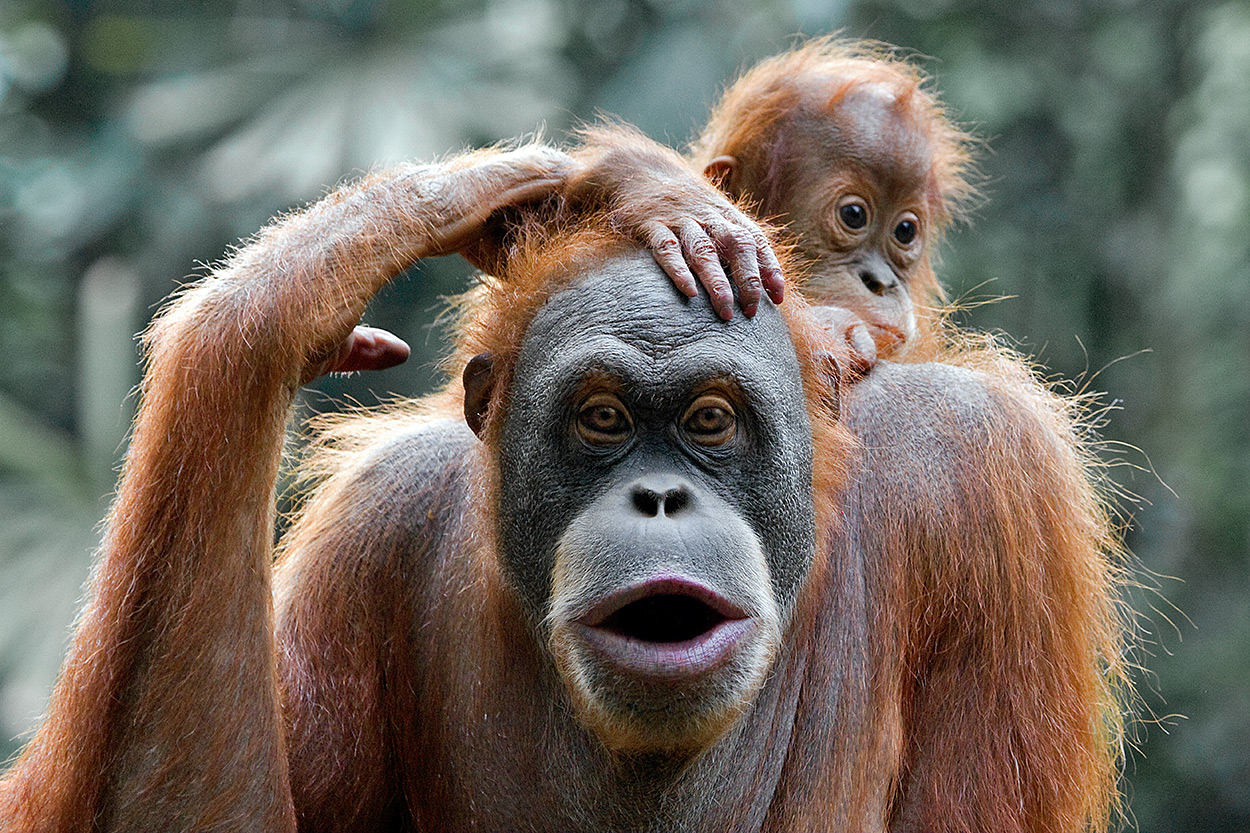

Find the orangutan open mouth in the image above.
[
  {"left": 598, "top": 593, "right": 730, "bottom": 643},
  {"left": 575, "top": 576, "right": 754, "bottom": 679}
]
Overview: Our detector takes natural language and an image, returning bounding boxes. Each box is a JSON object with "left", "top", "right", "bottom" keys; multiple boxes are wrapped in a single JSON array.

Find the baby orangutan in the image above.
[
  {"left": 329, "top": 40, "right": 974, "bottom": 379},
  {"left": 691, "top": 37, "right": 978, "bottom": 364},
  {"left": 324, "top": 39, "right": 974, "bottom": 382},
  {"left": 564, "top": 39, "right": 975, "bottom": 372}
]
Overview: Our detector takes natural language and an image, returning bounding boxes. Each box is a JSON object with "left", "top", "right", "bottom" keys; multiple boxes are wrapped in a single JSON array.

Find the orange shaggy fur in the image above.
[
  {"left": 0, "top": 50, "right": 1126, "bottom": 832},
  {"left": 691, "top": 36, "right": 979, "bottom": 239},
  {"left": 685, "top": 37, "right": 1126, "bottom": 832}
]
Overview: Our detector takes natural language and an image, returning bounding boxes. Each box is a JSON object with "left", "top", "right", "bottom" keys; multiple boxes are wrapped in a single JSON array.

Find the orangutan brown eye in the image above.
[
  {"left": 577, "top": 394, "right": 632, "bottom": 446},
  {"left": 681, "top": 394, "right": 736, "bottom": 447},
  {"left": 894, "top": 218, "right": 918, "bottom": 244},
  {"left": 838, "top": 201, "right": 868, "bottom": 230}
]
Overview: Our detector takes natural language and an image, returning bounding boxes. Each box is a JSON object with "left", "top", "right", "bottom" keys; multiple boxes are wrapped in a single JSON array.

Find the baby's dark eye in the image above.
[
  {"left": 838, "top": 201, "right": 868, "bottom": 230},
  {"left": 893, "top": 217, "right": 918, "bottom": 245}
]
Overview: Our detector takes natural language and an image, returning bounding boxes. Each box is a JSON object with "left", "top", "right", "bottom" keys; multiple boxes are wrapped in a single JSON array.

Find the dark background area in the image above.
[{"left": 0, "top": 0, "right": 1246, "bottom": 829}]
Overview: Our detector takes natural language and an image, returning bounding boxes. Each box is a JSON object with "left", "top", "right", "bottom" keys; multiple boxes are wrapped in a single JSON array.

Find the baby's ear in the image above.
[{"left": 703, "top": 156, "right": 740, "bottom": 197}]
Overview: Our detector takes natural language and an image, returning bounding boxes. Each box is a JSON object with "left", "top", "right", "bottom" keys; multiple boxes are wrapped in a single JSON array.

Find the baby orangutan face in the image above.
[
  {"left": 704, "top": 77, "right": 954, "bottom": 358},
  {"left": 773, "top": 81, "right": 944, "bottom": 352}
]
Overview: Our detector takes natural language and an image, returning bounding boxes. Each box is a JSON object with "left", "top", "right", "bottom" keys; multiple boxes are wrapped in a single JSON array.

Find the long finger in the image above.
[
  {"left": 640, "top": 221, "right": 698, "bottom": 298},
  {"left": 677, "top": 218, "right": 733, "bottom": 320},
  {"left": 705, "top": 219, "right": 762, "bottom": 317},
  {"left": 335, "top": 326, "right": 411, "bottom": 374},
  {"left": 304, "top": 326, "right": 411, "bottom": 384},
  {"left": 754, "top": 229, "right": 785, "bottom": 304},
  {"left": 719, "top": 204, "right": 784, "bottom": 306},
  {"left": 845, "top": 322, "right": 878, "bottom": 379}
]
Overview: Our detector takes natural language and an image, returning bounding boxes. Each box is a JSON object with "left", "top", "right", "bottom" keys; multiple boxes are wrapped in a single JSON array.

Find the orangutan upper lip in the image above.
[
  {"left": 578, "top": 576, "right": 748, "bottom": 633},
  {"left": 570, "top": 575, "right": 753, "bottom": 680},
  {"left": 572, "top": 576, "right": 753, "bottom": 679}
]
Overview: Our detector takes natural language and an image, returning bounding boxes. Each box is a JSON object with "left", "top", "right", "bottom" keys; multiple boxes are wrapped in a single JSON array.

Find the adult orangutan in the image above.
[
  {"left": 0, "top": 45, "right": 1125, "bottom": 833},
  {"left": 568, "top": 38, "right": 1127, "bottom": 829},
  {"left": 0, "top": 140, "right": 815, "bottom": 829}
]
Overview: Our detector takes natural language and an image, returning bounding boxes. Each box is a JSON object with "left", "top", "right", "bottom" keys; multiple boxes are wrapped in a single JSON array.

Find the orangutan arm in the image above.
[
  {"left": 0, "top": 147, "right": 569, "bottom": 833},
  {"left": 561, "top": 123, "right": 786, "bottom": 320}
]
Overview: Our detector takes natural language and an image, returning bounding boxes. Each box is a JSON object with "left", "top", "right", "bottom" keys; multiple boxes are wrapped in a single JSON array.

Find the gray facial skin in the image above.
[{"left": 490, "top": 249, "right": 816, "bottom": 752}]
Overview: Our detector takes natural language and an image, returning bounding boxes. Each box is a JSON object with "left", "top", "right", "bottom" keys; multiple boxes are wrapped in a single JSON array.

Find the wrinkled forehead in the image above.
[{"left": 518, "top": 249, "right": 799, "bottom": 374}]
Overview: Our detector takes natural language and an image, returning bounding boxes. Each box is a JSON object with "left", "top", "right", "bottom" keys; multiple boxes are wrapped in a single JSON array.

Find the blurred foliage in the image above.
[{"left": 1, "top": 0, "right": 1247, "bottom": 829}]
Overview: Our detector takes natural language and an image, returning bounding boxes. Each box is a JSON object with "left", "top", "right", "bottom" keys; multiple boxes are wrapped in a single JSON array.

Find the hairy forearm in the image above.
[{"left": 0, "top": 149, "right": 567, "bottom": 832}]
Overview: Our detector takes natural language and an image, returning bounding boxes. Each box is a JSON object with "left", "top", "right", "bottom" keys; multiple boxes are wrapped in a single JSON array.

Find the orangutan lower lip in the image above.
[{"left": 574, "top": 576, "right": 753, "bottom": 679}]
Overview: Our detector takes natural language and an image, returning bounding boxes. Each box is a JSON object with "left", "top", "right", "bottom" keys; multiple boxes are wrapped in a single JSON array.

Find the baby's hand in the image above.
[
  {"left": 809, "top": 305, "right": 903, "bottom": 380},
  {"left": 565, "top": 124, "right": 785, "bottom": 320}
]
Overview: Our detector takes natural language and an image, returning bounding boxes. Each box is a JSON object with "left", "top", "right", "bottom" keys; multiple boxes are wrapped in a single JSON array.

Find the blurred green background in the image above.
[{"left": 0, "top": 0, "right": 1246, "bottom": 829}]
